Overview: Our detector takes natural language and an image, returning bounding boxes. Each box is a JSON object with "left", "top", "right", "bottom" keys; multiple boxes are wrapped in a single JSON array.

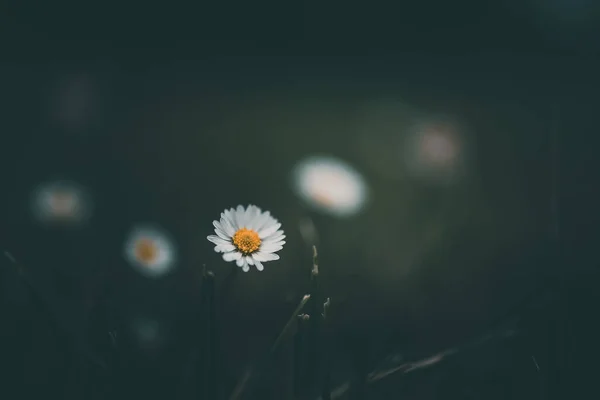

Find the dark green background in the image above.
[{"left": 0, "top": 1, "right": 598, "bottom": 399}]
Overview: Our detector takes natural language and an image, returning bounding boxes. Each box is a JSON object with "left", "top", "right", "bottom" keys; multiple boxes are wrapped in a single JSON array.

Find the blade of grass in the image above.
[
  {"left": 2, "top": 250, "right": 106, "bottom": 369},
  {"left": 203, "top": 269, "right": 217, "bottom": 400},
  {"left": 228, "top": 294, "right": 311, "bottom": 400}
]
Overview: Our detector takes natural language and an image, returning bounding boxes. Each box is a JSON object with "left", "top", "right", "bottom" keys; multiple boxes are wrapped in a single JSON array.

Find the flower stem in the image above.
[
  {"left": 229, "top": 294, "right": 311, "bottom": 400},
  {"left": 202, "top": 269, "right": 217, "bottom": 400}
]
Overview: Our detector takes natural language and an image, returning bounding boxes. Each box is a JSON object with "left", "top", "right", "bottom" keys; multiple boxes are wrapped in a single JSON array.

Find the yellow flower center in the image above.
[
  {"left": 135, "top": 238, "right": 158, "bottom": 264},
  {"left": 232, "top": 228, "right": 261, "bottom": 254}
]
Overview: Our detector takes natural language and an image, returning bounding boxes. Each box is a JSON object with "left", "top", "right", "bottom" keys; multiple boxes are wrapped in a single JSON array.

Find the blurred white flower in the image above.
[
  {"left": 292, "top": 156, "right": 368, "bottom": 217},
  {"left": 207, "top": 205, "right": 285, "bottom": 272},
  {"left": 404, "top": 120, "right": 465, "bottom": 184},
  {"left": 125, "top": 226, "right": 177, "bottom": 278},
  {"left": 31, "top": 180, "right": 92, "bottom": 226},
  {"left": 419, "top": 129, "right": 458, "bottom": 166}
]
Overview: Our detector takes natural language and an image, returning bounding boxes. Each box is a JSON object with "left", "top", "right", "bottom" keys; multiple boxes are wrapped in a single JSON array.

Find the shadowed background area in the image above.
[{"left": 0, "top": 1, "right": 599, "bottom": 399}]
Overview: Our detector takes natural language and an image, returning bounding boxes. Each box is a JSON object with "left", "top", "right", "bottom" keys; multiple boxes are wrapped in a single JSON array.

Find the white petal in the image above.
[
  {"left": 263, "top": 232, "right": 285, "bottom": 243},
  {"left": 260, "top": 243, "right": 283, "bottom": 253},
  {"left": 263, "top": 231, "right": 285, "bottom": 241},
  {"left": 225, "top": 208, "right": 236, "bottom": 229},
  {"left": 213, "top": 220, "right": 226, "bottom": 232},
  {"left": 212, "top": 221, "right": 229, "bottom": 240},
  {"left": 224, "top": 208, "right": 238, "bottom": 230},
  {"left": 259, "top": 222, "right": 281, "bottom": 238},
  {"left": 254, "top": 211, "right": 272, "bottom": 231},
  {"left": 207, "top": 235, "right": 230, "bottom": 246},
  {"left": 245, "top": 256, "right": 254, "bottom": 266},
  {"left": 245, "top": 205, "right": 262, "bottom": 230},
  {"left": 252, "top": 252, "right": 280, "bottom": 262},
  {"left": 264, "top": 240, "right": 285, "bottom": 248},
  {"left": 236, "top": 205, "right": 246, "bottom": 228},
  {"left": 264, "top": 237, "right": 285, "bottom": 246},
  {"left": 215, "top": 244, "right": 236, "bottom": 253},
  {"left": 223, "top": 251, "right": 242, "bottom": 262},
  {"left": 236, "top": 257, "right": 245, "bottom": 267},
  {"left": 219, "top": 215, "right": 236, "bottom": 236},
  {"left": 254, "top": 260, "right": 264, "bottom": 271},
  {"left": 251, "top": 252, "right": 268, "bottom": 262},
  {"left": 242, "top": 263, "right": 250, "bottom": 272},
  {"left": 243, "top": 208, "right": 255, "bottom": 229},
  {"left": 243, "top": 205, "right": 255, "bottom": 224},
  {"left": 252, "top": 205, "right": 262, "bottom": 215}
]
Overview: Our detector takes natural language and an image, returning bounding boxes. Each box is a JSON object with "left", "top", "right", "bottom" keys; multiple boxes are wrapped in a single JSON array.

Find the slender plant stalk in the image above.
[
  {"left": 202, "top": 268, "right": 217, "bottom": 400},
  {"left": 283, "top": 314, "right": 300, "bottom": 400},
  {"left": 294, "top": 314, "right": 310, "bottom": 398},
  {"left": 349, "top": 339, "right": 368, "bottom": 400},
  {"left": 321, "top": 298, "right": 332, "bottom": 400},
  {"left": 305, "top": 246, "right": 322, "bottom": 398},
  {"left": 229, "top": 294, "right": 311, "bottom": 400},
  {"left": 2, "top": 251, "right": 105, "bottom": 368},
  {"left": 317, "top": 327, "right": 518, "bottom": 400},
  {"left": 293, "top": 245, "right": 333, "bottom": 400}
]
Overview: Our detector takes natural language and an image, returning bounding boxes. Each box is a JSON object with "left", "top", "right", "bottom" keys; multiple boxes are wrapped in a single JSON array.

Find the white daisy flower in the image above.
[
  {"left": 124, "top": 225, "right": 177, "bottom": 278},
  {"left": 31, "top": 180, "right": 92, "bottom": 226},
  {"left": 291, "top": 156, "right": 368, "bottom": 217},
  {"left": 207, "top": 205, "right": 285, "bottom": 272}
]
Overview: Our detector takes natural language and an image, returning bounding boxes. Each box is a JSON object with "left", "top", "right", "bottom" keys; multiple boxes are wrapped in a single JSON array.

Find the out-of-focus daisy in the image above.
[
  {"left": 417, "top": 125, "right": 459, "bottom": 167},
  {"left": 292, "top": 156, "right": 368, "bottom": 217},
  {"left": 404, "top": 120, "right": 465, "bottom": 183},
  {"left": 124, "top": 225, "right": 177, "bottom": 278},
  {"left": 31, "top": 180, "right": 92, "bottom": 226},
  {"left": 207, "top": 205, "right": 285, "bottom": 272}
]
